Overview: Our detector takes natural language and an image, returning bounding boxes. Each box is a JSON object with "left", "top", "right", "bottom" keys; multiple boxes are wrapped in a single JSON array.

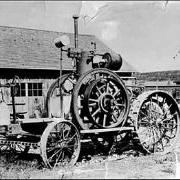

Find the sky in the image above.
[{"left": 0, "top": 1, "right": 180, "bottom": 72}]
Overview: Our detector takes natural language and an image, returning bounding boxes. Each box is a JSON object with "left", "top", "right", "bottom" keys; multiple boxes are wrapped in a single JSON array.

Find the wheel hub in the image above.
[
  {"left": 156, "top": 118, "right": 163, "bottom": 125},
  {"left": 59, "top": 142, "right": 66, "bottom": 148},
  {"left": 100, "top": 93, "right": 114, "bottom": 113}
]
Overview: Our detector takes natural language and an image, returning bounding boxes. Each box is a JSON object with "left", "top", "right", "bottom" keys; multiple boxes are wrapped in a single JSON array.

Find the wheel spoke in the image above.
[
  {"left": 62, "top": 126, "right": 65, "bottom": 140},
  {"left": 48, "top": 148, "right": 62, "bottom": 162},
  {"left": 89, "top": 103, "right": 97, "bottom": 107},
  {"left": 112, "top": 114, "right": 118, "bottom": 123},
  {"left": 150, "top": 109, "right": 162, "bottom": 116},
  {"left": 139, "top": 117, "right": 150, "bottom": 125},
  {"left": 58, "top": 129, "right": 64, "bottom": 142},
  {"left": 89, "top": 98, "right": 99, "bottom": 103},
  {"left": 54, "top": 150, "right": 62, "bottom": 168},
  {"left": 96, "top": 86, "right": 102, "bottom": 95},
  {"left": 64, "top": 126, "right": 72, "bottom": 140},
  {"left": 66, "top": 147, "right": 76, "bottom": 158},
  {"left": 116, "top": 103, "right": 125, "bottom": 108},
  {"left": 47, "top": 146, "right": 58, "bottom": 153},
  {"left": 113, "top": 90, "right": 121, "bottom": 98},
  {"left": 49, "top": 132, "right": 56, "bottom": 142},
  {"left": 96, "top": 117, "right": 100, "bottom": 124},
  {"left": 99, "top": 84, "right": 106, "bottom": 92},
  {"left": 163, "top": 104, "right": 172, "bottom": 117},
  {"left": 139, "top": 110, "right": 148, "bottom": 117},
  {"left": 103, "top": 114, "right": 107, "bottom": 127},
  {"left": 66, "top": 133, "right": 77, "bottom": 144},
  {"left": 153, "top": 126, "right": 161, "bottom": 142},
  {"left": 151, "top": 127, "right": 156, "bottom": 152},
  {"left": 92, "top": 108, "right": 101, "bottom": 117},
  {"left": 60, "top": 150, "right": 65, "bottom": 163},
  {"left": 155, "top": 127, "right": 164, "bottom": 152},
  {"left": 106, "top": 82, "right": 109, "bottom": 93}
]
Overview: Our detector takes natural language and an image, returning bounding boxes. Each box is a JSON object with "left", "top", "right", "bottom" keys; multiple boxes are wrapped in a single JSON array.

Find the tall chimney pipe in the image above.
[{"left": 73, "top": 15, "right": 79, "bottom": 48}]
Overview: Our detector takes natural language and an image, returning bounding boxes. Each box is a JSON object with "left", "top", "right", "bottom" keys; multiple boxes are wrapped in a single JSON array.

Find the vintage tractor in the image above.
[{"left": 0, "top": 15, "right": 179, "bottom": 169}]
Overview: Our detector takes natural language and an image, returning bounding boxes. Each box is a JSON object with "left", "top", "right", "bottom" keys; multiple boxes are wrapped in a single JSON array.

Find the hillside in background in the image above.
[{"left": 135, "top": 70, "right": 180, "bottom": 82}]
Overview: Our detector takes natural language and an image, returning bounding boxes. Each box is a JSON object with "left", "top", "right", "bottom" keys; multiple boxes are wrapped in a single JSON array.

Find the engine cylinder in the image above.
[
  {"left": 102, "top": 53, "right": 122, "bottom": 71},
  {"left": 76, "top": 51, "right": 93, "bottom": 78}
]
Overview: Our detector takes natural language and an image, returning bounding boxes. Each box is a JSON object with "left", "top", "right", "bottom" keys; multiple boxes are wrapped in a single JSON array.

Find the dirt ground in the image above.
[{"left": 0, "top": 140, "right": 179, "bottom": 179}]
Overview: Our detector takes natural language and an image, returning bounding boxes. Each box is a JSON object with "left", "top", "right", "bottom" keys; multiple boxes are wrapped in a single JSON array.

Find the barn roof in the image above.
[{"left": 0, "top": 25, "right": 136, "bottom": 73}]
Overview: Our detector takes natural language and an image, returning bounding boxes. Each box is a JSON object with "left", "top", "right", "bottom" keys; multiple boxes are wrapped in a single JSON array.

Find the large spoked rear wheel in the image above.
[
  {"left": 72, "top": 68, "right": 130, "bottom": 130},
  {"left": 131, "top": 90, "right": 180, "bottom": 155},
  {"left": 40, "top": 120, "right": 81, "bottom": 168}
]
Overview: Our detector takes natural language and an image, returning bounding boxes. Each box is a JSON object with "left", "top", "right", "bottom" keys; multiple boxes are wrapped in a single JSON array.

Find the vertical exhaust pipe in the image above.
[{"left": 73, "top": 15, "right": 79, "bottom": 48}]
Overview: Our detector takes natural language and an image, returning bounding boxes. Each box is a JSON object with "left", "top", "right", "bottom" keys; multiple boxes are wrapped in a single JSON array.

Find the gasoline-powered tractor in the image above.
[{"left": 0, "top": 15, "right": 179, "bottom": 169}]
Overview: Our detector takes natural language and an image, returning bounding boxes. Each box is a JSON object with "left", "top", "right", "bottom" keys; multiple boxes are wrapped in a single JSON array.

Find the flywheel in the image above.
[{"left": 72, "top": 68, "right": 130, "bottom": 130}]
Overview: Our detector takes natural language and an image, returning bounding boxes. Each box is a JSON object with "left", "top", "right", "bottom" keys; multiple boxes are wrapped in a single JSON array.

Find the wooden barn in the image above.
[{"left": 0, "top": 25, "right": 136, "bottom": 119}]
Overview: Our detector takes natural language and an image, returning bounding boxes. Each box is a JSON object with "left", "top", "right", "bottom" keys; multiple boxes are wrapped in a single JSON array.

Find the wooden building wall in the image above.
[{"left": 0, "top": 68, "right": 72, "bottom": 118}]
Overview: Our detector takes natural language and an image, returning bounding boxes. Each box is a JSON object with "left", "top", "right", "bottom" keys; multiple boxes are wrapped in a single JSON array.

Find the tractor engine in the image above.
[
  {"left": 64, "top": 15, "right": 123, "bottom": 77},
  {"left": 47, "top": 15, "right": 130, "bottom": 130},
  {"left": 75, "top": 51, "right": 123, "bottom": 78}
]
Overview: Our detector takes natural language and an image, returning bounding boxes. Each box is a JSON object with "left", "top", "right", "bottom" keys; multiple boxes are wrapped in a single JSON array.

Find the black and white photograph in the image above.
[{"left": 0, "top": 1, "right": 179, "bottom": 179}]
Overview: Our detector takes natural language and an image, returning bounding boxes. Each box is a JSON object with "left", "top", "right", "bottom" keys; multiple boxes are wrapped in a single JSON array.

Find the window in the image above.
[
  {"left": 11, "top": 83, "right": 26, "bottom": 97},
  {"left": 28, "top": 83, "right": 42, "bottom": 96}
]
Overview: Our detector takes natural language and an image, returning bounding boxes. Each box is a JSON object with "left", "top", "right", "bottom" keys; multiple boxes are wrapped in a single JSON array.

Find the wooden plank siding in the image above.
[{"left": 0, "top": 77, "right": 56, "bottom": 118}]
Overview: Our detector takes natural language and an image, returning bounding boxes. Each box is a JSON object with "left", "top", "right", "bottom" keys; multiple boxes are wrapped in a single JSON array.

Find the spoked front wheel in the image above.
[
  {"left": 40, "top": 120, "right": 81, "bottom": 168},
  {"left": 131, "top": 90, "right": 180, "bottom": 155}
]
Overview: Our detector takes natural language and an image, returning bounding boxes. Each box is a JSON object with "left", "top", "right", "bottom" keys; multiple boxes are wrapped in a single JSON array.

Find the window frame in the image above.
[
  {"left": 11, "top": 83, "right": 26, "bottom": 97},
  {"left": 28, "top": 82, "right": 43, "bottom": 97},
  {"left": 11, "top": 82, "right": 43, "bottom": 97}
]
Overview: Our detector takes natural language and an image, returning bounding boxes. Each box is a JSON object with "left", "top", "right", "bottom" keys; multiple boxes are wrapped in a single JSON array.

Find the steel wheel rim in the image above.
[
  {"left": 40, "top": 120, "right": 81, "bottom": 168},
  {"left": 133, "top": 91, "right": 180, "bottom": 154}
]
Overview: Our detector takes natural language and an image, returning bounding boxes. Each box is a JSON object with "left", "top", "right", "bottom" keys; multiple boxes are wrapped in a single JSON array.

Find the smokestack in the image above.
[{"left": 73, "top": 15, "right": 79, "bottom": 48}]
